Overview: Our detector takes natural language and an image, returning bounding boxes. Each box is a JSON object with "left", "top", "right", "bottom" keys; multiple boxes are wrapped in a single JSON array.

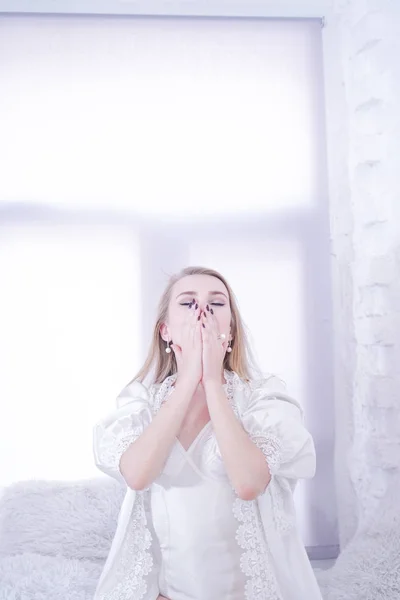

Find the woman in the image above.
[{"left": 93, "top": 266, "right": 323, "bottom": 600}]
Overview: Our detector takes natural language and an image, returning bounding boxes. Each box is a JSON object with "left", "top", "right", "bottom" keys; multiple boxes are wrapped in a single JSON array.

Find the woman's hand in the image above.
[
  {"left": 200, "top": 304, "right": 228, "bottom": 387},
  {"left": 171, "top": 300, "right": 203, "bottom": 387}
]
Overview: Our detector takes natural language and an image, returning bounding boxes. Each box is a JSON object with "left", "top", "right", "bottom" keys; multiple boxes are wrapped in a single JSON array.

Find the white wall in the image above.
[{"left": 323, "top": 0, "right": 400, "bottom": 547}]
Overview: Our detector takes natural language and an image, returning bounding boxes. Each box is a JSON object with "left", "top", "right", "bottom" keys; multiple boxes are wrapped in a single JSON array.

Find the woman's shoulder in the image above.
[
  {"left": 119, "top": 370, "right": 298, "bottom": 412},
  {"left": 232, "top": 371, "right": 303, "bottom": 415},
  {"left": 227, "top": 370, "right": 286, "bottom": 395},
  {"left": 116, "top": 372, "right": 178, "bottom": 412},
  {"left": 248, "top": 373, "right": 288, "bottom": 394},
  {"left": 115, "top": 378, "right": 152, "bottom": 409}
]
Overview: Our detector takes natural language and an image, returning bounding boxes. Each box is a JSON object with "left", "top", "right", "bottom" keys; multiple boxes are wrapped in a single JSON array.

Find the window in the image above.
[{"left": 0, "top": 13, "right": 335, "bottom": 552}]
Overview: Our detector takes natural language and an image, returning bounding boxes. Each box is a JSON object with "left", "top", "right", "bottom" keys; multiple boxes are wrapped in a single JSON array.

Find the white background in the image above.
[{"left": 0, "top": 13, "right": 337, "bottom": 552}]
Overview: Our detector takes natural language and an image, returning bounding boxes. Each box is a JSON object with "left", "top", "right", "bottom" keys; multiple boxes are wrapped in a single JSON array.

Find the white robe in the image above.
[{"left": 92, "top": 370, "right": 323, "bottom": 600}]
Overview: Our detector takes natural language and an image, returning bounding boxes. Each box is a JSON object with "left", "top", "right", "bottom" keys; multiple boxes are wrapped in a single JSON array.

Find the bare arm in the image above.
[
  {"left": 121, "top": 301, "right": 202, "bottom": 490},
  {"left": 200, "top": 307, "right": 270, "bottom": 501},
  {"left": 204, "top": 381, "right": 271, "bottom": 501},
  {"left": 120, "top": 376, "right": 197, "bottom": 490}
]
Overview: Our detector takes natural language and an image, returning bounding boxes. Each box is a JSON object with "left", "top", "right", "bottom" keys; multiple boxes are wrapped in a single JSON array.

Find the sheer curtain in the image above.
[{"left": 0, "top": 14, "right": 336, "bottom": 553}]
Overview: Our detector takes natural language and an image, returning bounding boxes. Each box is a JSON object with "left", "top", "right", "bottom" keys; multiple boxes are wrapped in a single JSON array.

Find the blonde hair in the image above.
[{"left": 130, "top": 266, "right": 261, "bottom": 385}]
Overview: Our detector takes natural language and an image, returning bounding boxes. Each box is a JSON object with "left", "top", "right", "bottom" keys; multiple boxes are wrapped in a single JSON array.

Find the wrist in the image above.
[
  {"left": 175, "top": 375, "right": 199, "bottom": 397},
  {"left": 203, "top": 379, "right": 224, "bottom": 394}
]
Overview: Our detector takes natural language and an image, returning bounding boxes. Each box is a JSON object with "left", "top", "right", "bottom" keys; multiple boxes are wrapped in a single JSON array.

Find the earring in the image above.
[
  {"left": 165, "top": 335, "right": 172, "bottom": 354},
  {"left": 227, "top": 340, "right": 232, "bottom": 353}
]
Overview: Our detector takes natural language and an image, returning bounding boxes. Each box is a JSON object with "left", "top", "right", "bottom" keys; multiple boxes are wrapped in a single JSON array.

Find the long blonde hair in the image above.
[{"left": 130, "top": 266, "right": 261, "bottom": 385}]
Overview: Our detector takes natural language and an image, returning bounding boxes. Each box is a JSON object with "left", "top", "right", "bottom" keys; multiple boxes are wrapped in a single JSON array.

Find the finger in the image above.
[
  {"left": 185, "top": 298, "right": 197, "bottom": 326},
  {"left": 183, "top": 300, "right": 197, "bottom": 343},
  {"left": 193, "top": 302, "right": 202, "bottom": 326},
  {"left": 201, "top": 312, "right": 210, "bottom": 344},
  {"left": 187, "top": 304, "right": 195, "bottom": 342},
  {"left": 183, "top": 298, "right": 196, "bottom": 317},
  {"left": 196, "top": 308, "right": 204, "bottom": 341},
  {"left": 205, "top": 303, "right": 219, "bottom": 338},
  {"left": 186, "top": 304, "right": 198, "bottom": 346},
  {"left": 206, "top": 307, "right": 226, "bottom": 350},
  {"left": 192, "top": 306, "right": 202, "bottom": 342}
]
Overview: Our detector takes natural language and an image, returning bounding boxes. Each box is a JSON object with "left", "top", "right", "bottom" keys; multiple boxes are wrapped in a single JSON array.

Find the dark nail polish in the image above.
[
  {"left": 210, "top": 308, "right": 214, "bottom": 315},
  {"left": 204, "top": 311, "right": 207, "bottom": 318},
  {"left": 197, "top": 315, "right": 201, "bottom": 320},
  {"left": 206, "top": 304, "right": 210, "bottom": 311},
  {"left": 195, "top": 303, "right": 198, "bottom": 310},
  {"left": 202, "top": 323, "right": 205, "bottom": 328}
]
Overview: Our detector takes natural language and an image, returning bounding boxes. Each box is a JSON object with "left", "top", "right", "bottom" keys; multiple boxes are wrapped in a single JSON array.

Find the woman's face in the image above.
[{"left": 162, "top": 274, "right": 232, "bottom": 347}]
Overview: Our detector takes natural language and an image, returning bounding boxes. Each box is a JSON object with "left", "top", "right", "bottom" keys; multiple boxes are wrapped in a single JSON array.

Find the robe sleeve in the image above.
[
  {"left": 92, "top": 380, "right": 153, "bottom": 485},
  {"left": 241, "top": 375, "right": 316, "bottom": 482},
  {"left": 240, "top": 376, "right": 316, "bottom": 534}
]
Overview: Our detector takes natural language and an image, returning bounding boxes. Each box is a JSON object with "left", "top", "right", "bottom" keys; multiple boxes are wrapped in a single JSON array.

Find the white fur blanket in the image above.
[
  {"left": 0, "top": 476, "right": 399, "bottom": 599},
  {"left": 0, "top": 478, "right": 125, "bottom": 600}
]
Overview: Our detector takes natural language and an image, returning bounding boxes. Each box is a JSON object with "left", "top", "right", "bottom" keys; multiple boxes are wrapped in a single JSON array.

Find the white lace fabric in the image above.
[
  {"left": 98, "top": 420, "right": 144, "bottom": 474},
  {"left": 98, "top": 493, "right": 153, "bottom": 600}
]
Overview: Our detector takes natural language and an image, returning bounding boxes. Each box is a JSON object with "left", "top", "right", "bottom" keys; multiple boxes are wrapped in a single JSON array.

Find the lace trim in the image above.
[
  {"left": 97, "top": 377, "right": 181, "bottom": 599},
  {"left": 249, "top": 430, "right": 282, "bottom": 476},
  {"left": 248, "top": 429, "right": 295, "bottom": 535},
  {"left": 229, "top": 376, "right": 295, "bottom": 597},
  {"left": 223, "top": 372, "right": 281, "bottom": 598},
  {"left": 152, "top": 374, "right": 177, "bottom": 414},
  {"left": 98, "top": 493, "right": 153, "bottom": 600},
  {"left": 99, "top": 374, "right": 177, "bottom": 597},
  {"left": 268, "top": 478, "right": 296, "bottom": 535},
  {"left": 153, "top": 369, "right": 240, "bottom": 415},
  {"left": 98, "top": 418, "right": 144, "bottom": 473},
  {"left": 233, "top": 498, "right": 282, "bottom": 600},
  {"left": 222, "top": 369, "right": 244, "bottom": 417}
]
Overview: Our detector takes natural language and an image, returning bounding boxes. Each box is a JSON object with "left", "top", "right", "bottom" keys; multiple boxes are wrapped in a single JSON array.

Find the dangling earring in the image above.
[
  {"left": 227, "top": 339, "right": 232, "bottom": 353},
  {"left": 165, "top": 335, "right": 172, "bottom": 354}
]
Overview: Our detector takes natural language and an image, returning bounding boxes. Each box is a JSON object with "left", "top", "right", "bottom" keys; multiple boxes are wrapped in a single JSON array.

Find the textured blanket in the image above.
[{"left": 1, "top": 476, "right": 398, "bottom": 600}]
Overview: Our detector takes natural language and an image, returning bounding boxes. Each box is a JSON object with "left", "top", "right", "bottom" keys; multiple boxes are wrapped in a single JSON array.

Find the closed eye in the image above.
[{"left": 179, "top": 302, "right": 225, "bottom": 307}]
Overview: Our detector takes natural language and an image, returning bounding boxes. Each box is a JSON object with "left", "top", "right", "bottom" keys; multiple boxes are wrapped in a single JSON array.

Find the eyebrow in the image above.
[{"left": 176, "top": 290, "right": 228, "bottom": 300}]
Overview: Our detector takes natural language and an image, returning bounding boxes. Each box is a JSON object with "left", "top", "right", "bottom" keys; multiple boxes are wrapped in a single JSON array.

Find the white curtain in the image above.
[{"left": 0, "top": 14, "right": 336, "bottom": 553}]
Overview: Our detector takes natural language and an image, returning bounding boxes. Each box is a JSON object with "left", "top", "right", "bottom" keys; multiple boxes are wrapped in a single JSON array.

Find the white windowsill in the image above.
[{"left": 0, "top": 0, "right": 329, "bottom": 19}]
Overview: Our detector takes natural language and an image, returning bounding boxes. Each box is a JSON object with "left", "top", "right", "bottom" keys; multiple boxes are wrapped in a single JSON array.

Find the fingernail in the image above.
[
  {"left": 202, "top": 323, "right": 205, "bottom": 328},
  {"left": 195, "top": 303, "right": 198, "bottom": 310},
  {"left": 210, "top": 308, "right": 214, "bottom": 315},
  {"left": 197, "top": 315, "right": 201, "bottom": 321},
  {"left": 206, "top": 304, "right": 210, "bottom": 311}
]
